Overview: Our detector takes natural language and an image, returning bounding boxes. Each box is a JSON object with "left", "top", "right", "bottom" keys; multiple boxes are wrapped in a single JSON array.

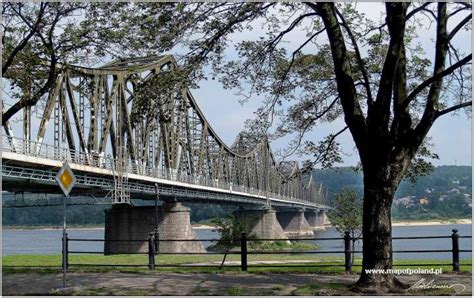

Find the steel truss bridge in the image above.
[{"left": 2, "top": 55, "right": 328, "bottom": 211}]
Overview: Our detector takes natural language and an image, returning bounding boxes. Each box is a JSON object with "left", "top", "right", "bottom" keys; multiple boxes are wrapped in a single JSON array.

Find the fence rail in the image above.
[{"left": 42, "top": 229, "right": 472, "bottom": 273}]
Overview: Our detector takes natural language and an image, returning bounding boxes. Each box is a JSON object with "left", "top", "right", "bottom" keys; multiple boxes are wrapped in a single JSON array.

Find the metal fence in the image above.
[{"left": 60, "top": 229, "right": 471, "bottom": 272}]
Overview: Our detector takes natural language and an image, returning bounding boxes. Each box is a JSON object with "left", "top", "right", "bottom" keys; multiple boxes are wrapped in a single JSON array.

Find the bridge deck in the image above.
[{"left": 2, "top": 150, "right": 327, "bottom": 210}]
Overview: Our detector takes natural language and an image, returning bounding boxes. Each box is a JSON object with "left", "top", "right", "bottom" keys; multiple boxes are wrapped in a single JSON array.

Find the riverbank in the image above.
[
  {"left": 195, "top": 219, "right": 473, "bottom": 230},
  {"left": 3, "top": 219, "right": 471, "bottom": 230},
  {"left": 2, "top": 225, "right": 104, "bottom": 231},
  {"left": 392, "top": 219, "right": 472, "bottom": 226}
]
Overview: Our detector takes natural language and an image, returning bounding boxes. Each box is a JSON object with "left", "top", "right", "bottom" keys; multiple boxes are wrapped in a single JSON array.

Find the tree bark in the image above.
[{"left": 351, "top": 162, "right": 409, "bottom": 293}]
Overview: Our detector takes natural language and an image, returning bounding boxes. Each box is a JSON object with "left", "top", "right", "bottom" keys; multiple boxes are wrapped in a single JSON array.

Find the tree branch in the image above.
[
  {"left": 309, "top": 126, "right": 349, "bottom": 168},
  {"left": 403, "top": 54, "right": 472, "bottom": 109},
  {"left": 306, "top": 2, "right": 367, "bottom": 160},
  {"left": 3, "top": 3, "right": 47, "bottom": 74},
  {"left": 269, "top": 27, "right": 325, "bottom": 111},
  {"left": 280, "top": 96, "right": 339, "bottom": 159},
  {"left": 2, "top": 4, "right": 67, "bottom": 125},
  {"left": 436, "top": 101, "right": 472, "bottom": 118},
  {"left": 263, "top": 12, "right": 319, "bottom": 54},
  {"left": 335, "top": 7, "right": 373, "bottom": 105},
  {"left": 413, "top": 3, "right": 449, "bottom": 144},
  {"left": 448, "top": 14, "right": 472, "bottom": 41},
  {"left": 370, "top": 2, "right": 409, "bottom": 131},
  {"left": 406, "top": 2, "right": 432, "bottom": 20},
  {"left": 188, "top": 3, "right": 275, "bottom": 66}
]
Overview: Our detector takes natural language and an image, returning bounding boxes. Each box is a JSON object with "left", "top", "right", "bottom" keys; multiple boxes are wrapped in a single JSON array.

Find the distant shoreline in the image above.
[
  {"left": 2, "top": 226, "right": 105, "bottom": 231},
  {"left": 392, "top": 218, "right": 472, "bottom": 226},
  {"left": 3, "top": 219, "right": 471, "bottom": 231}
]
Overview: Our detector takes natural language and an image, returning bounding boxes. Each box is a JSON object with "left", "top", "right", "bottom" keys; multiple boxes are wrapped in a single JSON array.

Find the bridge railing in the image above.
[
  {"left": 52, "top": 229, "right": 472, "bottom": 272},
  {"left": 2, "top": 135, "right": 321, "bottom": 206}
]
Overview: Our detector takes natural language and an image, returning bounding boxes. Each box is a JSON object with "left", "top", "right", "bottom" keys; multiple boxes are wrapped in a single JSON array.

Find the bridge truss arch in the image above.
[{"left": 2, "top": 56, "right": 327, "bottom": 209}]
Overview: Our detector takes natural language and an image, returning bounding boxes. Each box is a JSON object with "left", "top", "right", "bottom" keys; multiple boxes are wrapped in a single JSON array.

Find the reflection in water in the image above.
[{"left": 2, "top": 224, "right": 472, "bottom": 260}]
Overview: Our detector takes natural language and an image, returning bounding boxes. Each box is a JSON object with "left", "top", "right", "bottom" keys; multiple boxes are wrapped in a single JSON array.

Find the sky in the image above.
[
  {"left": 3, "top": 3, "right": 471, "bottom": 168},
  {"left": 192, "top": 78, "right": 472, "bottom": 167},
  {"left": 189, "top": 3, "right": 472, "bottom": 168}
]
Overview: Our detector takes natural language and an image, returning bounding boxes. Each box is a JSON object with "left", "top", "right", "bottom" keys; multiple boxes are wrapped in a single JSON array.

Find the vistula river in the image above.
[{"left": 2, "top": 224, "right": 472, "bottom": 260}]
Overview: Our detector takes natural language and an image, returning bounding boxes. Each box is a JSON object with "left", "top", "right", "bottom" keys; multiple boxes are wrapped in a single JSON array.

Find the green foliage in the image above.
[
  {"left": 314, "top": 165, "right": 472, "bottom": 221},
  {"left": 1, "top": 198, "right": 234, "bottom": 227},
  {"left": 248, "top": 241, "right": 318, "bottom": 251},
  {"left": 327, "top": 190, "right": 362, "bottom": 238},
  {"left": 210, "top": 214, "right": 254, "bottom": 249},
  {"left": 209, "top": 214, "right": 319, "bottom": 251},
  {"left": 294, "top": 283, "right": 348, "bottom": 296},
  {"left": 2, "top": 203, "right": 107, "bottom": 226},
  {"left": 188, "top": 203, "right": 235, "bottom": 223}
]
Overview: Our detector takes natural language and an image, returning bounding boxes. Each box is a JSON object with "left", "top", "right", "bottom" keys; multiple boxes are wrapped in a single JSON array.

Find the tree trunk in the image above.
[{"left": 352, "top": 165, "right": 409, "bottom": 293}]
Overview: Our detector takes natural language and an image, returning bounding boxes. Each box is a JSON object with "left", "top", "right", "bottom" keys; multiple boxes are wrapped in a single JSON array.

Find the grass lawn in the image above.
[{"left": 3, "top": 253, "right": 471, "bottom": 274}]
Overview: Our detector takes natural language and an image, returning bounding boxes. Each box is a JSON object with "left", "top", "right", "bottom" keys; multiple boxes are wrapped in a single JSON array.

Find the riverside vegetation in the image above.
[{"left": 208, "top": 214, "right": 319, "bottom": 252}]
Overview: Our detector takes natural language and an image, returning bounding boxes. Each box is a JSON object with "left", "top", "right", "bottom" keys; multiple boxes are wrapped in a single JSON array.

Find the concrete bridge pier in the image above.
[
  {"left": 276, "top": 209, "right": 314, "bottom": 238},
  {"left": 233, "top": 207, "right": 289, "bottom": 241},
  {"left": 104, "top": 202, "right": 205, "bottom": 254},
  {"left": 305, "top": 209, "right": 326, "bottom": 231}
]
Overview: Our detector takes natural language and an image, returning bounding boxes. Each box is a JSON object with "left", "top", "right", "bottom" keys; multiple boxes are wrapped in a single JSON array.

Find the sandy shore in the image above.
[
  {"left": 192, "top": 224, "right": 219, "bottom": 230},
  {"left": 193, "top": 220, "right": 473, "bottom": 230},
  {"left": 392, "top": 219, "right": 472, "bottom": 226}
]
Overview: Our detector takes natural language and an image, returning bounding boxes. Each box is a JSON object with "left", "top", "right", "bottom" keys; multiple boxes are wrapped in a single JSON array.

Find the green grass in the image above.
[
  {"left": 68, "top": 286, "right": 155, "bottom": 296},
  {"left": 226, "top": 286, "right": 277, "bottom": 296},
  {"left": 294, "top": 282, "right": 349, "bottom": 296},
  {"left": 248, "top": 240, "right": 319, "bottom": 251},
  {"left": 226, "top": 287, "right": 243, "bottom": 295},
  {"left": 209, "top": 239, "right": 319, "bottom": 252},
  {"left": 190, "top": 287, "right": 211, "bottom": 295},
  {"left": 3, "top": 254, "right": 471, "bottom": 275}
]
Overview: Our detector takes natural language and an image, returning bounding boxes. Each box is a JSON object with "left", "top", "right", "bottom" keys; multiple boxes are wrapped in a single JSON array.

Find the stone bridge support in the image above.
[
  {"left": 104, "top": 202, "right": 205, "bottom": 254},
  {"left": 233, "top": 207, "right": 288, "bottom": 241},
  {"left": 276, "top": 209, "right": 314, "bottom": 238},
  {"left": 305, "top": 209, "right": 327, "bottom": 231}
]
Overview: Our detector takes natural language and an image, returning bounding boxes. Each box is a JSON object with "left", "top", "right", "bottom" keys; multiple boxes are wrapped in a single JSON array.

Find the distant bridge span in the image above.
[{"left": 2, "top": 56, "right": 329, "bottom": 211}]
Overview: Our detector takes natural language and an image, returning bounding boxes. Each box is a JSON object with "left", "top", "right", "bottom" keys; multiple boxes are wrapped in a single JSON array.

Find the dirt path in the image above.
[{"left": 2, "top": 272, "right": 472, "bottom": 296}]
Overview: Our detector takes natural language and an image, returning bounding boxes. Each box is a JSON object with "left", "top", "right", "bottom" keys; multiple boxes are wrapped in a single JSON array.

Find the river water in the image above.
[{"left": 2, "top": 224, "right": 472, "bottom": 260}]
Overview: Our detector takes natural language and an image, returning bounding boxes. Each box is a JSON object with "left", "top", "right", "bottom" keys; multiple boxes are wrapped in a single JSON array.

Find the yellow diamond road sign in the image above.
[{"left": 56, "top": 163, "right": 76, "bottom": 196}]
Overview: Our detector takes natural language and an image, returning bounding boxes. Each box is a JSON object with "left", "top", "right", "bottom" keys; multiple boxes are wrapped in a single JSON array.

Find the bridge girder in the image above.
[{"left": 2, "top": 55, "right": 326, "bottom": 207}]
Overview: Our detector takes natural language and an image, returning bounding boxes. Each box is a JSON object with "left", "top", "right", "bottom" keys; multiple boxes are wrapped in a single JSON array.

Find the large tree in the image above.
[
  {"left": 119, "top": 2, "right": 470, "bottom": 292},
  {"left": 2, "top": 2, "right": 472, "bottom": 293}
]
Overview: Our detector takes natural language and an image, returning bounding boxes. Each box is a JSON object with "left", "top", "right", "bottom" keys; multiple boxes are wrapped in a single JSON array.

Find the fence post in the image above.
[
  {"left": 154, "top": 229, "right": 159, "bottom": 253},
  {"left": 65, "top": 233, "right": 69, "bottom": 270},
  {"left": 451, "top": 229, "right": 460, "bottom": 272},
  {"left": 62, "top": 232, "right": 69, "bottom": 269},
  {"left": 344, "top": 231, "right": 352, "bottom": 272},
  {"left": 61, "top": 232, "right": 68, "bottom": 288},
  {"left": 148, "top": 232, "right": 156, "bottom": 270},
  {"left": 240, "top": 233, "right": 248, "bottom": 272}
]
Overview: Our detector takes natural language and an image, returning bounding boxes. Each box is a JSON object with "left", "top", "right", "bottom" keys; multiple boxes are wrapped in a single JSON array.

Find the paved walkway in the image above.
[{"left": 2, "top": 272, "right": 472, "bottom": 296}]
